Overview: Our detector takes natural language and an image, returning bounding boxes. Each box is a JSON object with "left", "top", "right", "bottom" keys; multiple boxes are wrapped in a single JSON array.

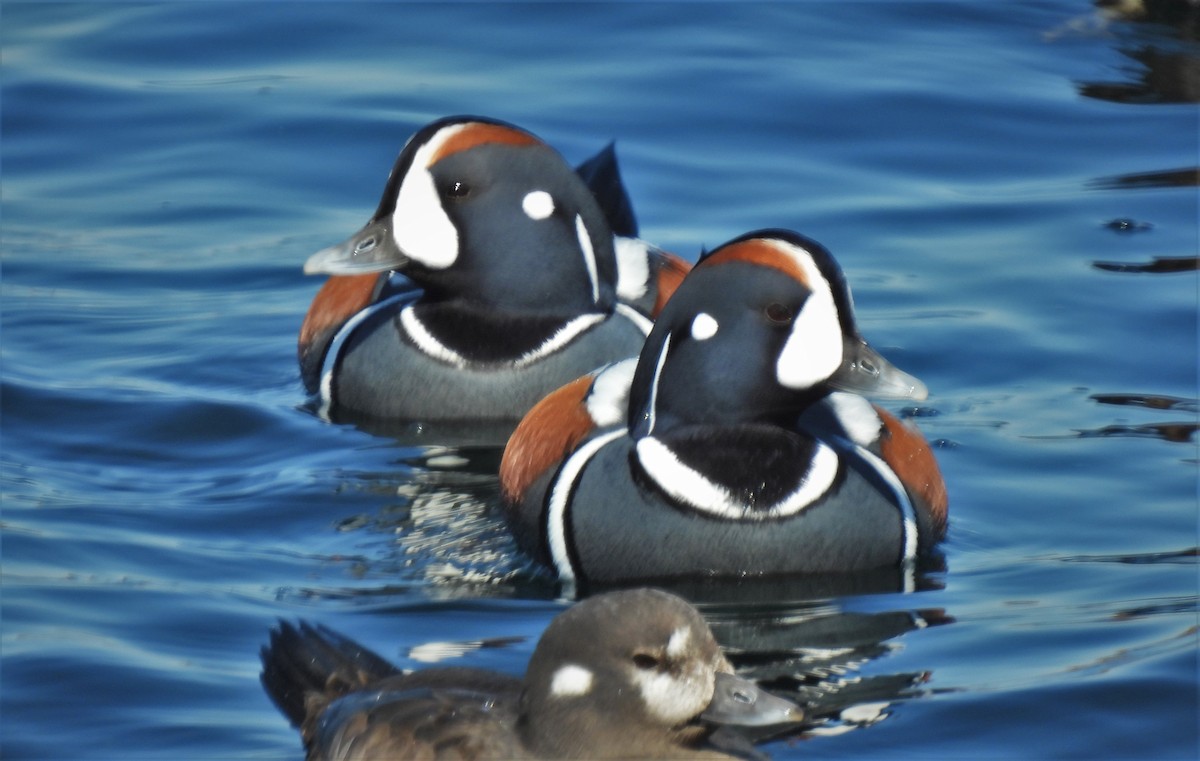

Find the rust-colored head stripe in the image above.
[
  {"left": 699, "top": 238, "right": 810, "bottom": 287},
  {"left": 430, "top": 122, "right": 541, "bottom": 165}
]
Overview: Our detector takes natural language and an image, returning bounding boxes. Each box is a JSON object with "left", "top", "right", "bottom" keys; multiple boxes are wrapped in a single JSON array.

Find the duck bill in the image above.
[
  {"left": 700, "top": 672, "right": 805, "bottom": 727},
  {"left": 303, "top": 219, "right": 408, "bottom": 275},
  {"left": 830, "top": 338, "right": 928, "bottom": 401}
]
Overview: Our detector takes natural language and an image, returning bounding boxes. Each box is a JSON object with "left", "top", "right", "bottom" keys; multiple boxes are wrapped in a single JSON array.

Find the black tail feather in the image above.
[{"left": 259, "top": 620, "right": 402, "bottom": 728}]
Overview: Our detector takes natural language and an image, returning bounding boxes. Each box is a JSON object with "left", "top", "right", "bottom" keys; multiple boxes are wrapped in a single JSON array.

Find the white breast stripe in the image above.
[
  {"left": 398, "top": 306, "right": 468, "bottom": 368},
  {"left": 634, "top": 436, "right": 839, "bottom": 520},
  {"left": 614, "top": 302, "right": 653, "bottom": 336},
  {"left": 546, "top": 429, "right": 625, "bottom": 583},
  {"left": 585, "top": 358, "right": 637, "bottom": 428},
  {"left": 400, "top": 310, "right": 604, "bottom": 370},
  {"left": 319, "top": 290, "right": 412, "bottom": 418},
  {"left": 825, "top": 391, "right": 883, "bottom": 446},
  {"left": 575, "top": 214, "right": 601, "bottom": 304},
  {"left": 513, "top": 313, "right": 606, "bottom": 367}
]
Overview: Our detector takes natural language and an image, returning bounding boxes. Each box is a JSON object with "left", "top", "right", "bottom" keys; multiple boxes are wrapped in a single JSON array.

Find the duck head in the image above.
[
  {"left": 628, "top": 229, "right": 927, "bottom": 438},
  {"left": 305, "top": 115, "right": 618, "bottom": 315}
]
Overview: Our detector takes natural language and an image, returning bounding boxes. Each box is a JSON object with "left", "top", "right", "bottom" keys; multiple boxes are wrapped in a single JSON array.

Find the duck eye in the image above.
[
  {"left": 764, "top": 302, "right": 794, "bottom": 324},
  {"left": 632, "top": 653, "right": 660, "bottom": 671},
  {"left": 445, "top": 180, "right": 471, "bottom": 199}
]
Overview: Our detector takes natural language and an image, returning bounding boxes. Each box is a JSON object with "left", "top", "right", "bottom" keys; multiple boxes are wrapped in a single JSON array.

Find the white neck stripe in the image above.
[
  {"left": 642, "top": 332, "right": 672, "bottom": 435},
  {"left": 614, "top": 302, "right": 653, "bottom": 336},
  {"left": 575, "top": 214, "right": 600, "bottom": 304}
]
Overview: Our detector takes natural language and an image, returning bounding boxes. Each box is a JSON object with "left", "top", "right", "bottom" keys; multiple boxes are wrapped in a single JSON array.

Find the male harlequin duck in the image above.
[
  {"left": 299, "top": 115, "right": 689, "bottom": 422},
  {"left": 260, "top": 588, "right": 803, "bottom": 760},
  {"left": 500, "top": 230, "right": 948, "bottom": 588}
]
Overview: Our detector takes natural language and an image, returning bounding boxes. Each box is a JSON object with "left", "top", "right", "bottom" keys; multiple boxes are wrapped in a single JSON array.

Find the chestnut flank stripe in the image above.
[
  {"left": 501, "top": 373, "right": 597, "bottom": 504},
  {"left": 875, "top": 407, "right": 949, "bottom": 538}
]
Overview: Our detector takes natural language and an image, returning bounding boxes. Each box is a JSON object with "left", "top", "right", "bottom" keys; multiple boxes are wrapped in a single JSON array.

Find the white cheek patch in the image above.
[
  {"left": 690, "top": 312, "right": 718, "bottom": 341},
  {"left": 632, "top": 662, "right": 713, "bottom": 725},
  {"left": 392, "top": 125, "right": 465, "bottom": 270},
  {"left": 777, "top": 294, "right": 843, "bottom": 389},
  {"left": 550, "top": 664, "right": 594, "bottom": 697},
  {"left": 666, "top": 627, "right": 691, "bottom": 658},
  {"left": 575, "top": 214, "right": 601, "bottom": 304},
  {"left": 522, "top": 189, "right": 554, "bottom": 220}
]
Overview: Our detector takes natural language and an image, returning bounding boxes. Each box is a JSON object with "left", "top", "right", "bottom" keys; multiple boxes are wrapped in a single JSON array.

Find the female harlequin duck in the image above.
[
  {"left": 260, "top": 588, "right": 803, "bottom": 760},
  {"left": 500, "top": 230, "right": 948, "bottom": 588},
  {"left": 299, "top": 115, "right": 689, "bottom": 422}
]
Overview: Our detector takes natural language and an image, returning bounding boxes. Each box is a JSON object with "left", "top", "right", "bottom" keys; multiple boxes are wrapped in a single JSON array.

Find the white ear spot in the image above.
[
  {"left": 522, "top": 190, "right": 555, "bottom": 220},
  {"left": 550, "top": 664, "right": 594, "bottom": 697},
  {"left": 690, "top": 312, "right": 719, "bottom": 341},
  {"left": 666, "top": 627, "right": 691, "bottom": 658}
]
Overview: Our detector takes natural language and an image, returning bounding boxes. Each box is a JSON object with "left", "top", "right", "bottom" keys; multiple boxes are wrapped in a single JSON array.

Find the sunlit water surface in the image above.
[{"left": 3, "top": 2, "right": 1197, "bottom": 759}]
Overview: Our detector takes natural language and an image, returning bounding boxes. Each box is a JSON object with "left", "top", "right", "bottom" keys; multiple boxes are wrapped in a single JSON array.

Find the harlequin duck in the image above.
[
  {"left": 299, "top": 115, "right": 690, "bottom": 422},
  {"left": 500, "top": 230, "right": 948, "bottom": 589},
  {"left": 260, "top": 588, "right": 803, "bottom": 760}
]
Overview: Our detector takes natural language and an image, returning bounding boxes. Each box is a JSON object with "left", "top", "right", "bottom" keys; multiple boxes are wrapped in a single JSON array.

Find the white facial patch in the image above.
[
  {"left": 631, "top": 659, "right": 713, "bottom": 725},
  {"left": 550, "top": 664, "right": 595, "bottom": 697},
  {"left": 690, "top": 312, "right": 718, "bottom": 341},
  {"left": 575, "top": 214, "right": 601, "bottom": 304},
  {"left": 522, "top": 189, "right": 555, "bottom": 220},
  {"left": 392, "top": 124, "right": 465, "bottom": 269},
  {"left": 777, "top": 297, "right": 843, "bottom": 389},
  {"left": 768, "top": 240, "right": 844, "bottom": 390},
  {"left": 666, "top": 627, "right": 691, "bottom": 658}
]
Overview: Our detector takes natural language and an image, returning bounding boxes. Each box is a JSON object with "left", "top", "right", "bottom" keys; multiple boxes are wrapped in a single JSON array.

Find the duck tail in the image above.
[{"left": 260, "top": 620, "right": 401, "bottom": 729}]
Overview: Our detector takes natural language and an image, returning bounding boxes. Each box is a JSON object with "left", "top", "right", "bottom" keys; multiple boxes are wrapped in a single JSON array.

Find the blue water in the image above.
[{"left": 3, "top": 2, "right": 1197, "bottom": 759}]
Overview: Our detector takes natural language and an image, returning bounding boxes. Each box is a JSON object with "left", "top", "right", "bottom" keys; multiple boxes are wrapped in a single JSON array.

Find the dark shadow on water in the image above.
[
  {"left": 1088, "top": 166, "right": 1200, "bottom": 189},
  {"left": 1090, "top": 393, "right": 1200, "bottom": 412},
  {"left": 1092, "top": 255, "right": 1200, "bottom": 273},
  {"left": 1059, "top": 546, "right": 1200, "bottom": 565}
]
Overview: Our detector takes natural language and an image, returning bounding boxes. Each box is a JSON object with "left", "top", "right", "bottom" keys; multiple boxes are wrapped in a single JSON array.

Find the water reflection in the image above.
[
  {"left": 1037, "top": 393, "right": 1200, "bottom": 444},
  {"left": 704, "top": 601, "right": 950, "bottom": 743},
  {"left": 1083, "top": 0, "right": 1200, "bottom": 107}
]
